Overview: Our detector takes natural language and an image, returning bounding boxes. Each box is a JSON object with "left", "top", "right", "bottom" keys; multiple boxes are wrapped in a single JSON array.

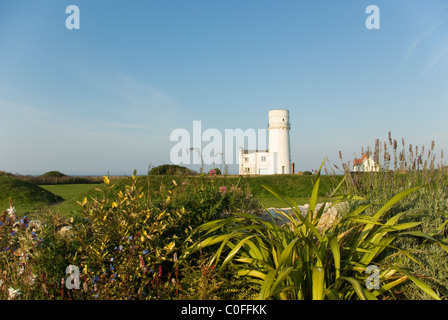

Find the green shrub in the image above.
[
  {"left": 61, "top": 171, "right": 263, "bottom": 299},
  {"left": 335, "top": 134, "right": 448, "bottom": 299},
  {"left": 148, "top": 164, "right": 196, "bottom": 176},
  {"left": 40, "top": 171, "right": 66, "bottom": 178},
  {"left": 180, "top": 162, "right": 445, "bottom": 300}
]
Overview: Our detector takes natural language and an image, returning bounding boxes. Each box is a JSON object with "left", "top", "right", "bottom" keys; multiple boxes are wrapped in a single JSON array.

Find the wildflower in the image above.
[
  {"left": 139, "top": 256, "right": 146, "bottom": 272},
  {"left": 92, "top": 276, "right": 99, "bottom": 284},
  {"left": 143, "top": 249, "right": 149, "bottom": 255},
  {"left": 219, "top": 186, "right": 227, "bottom": 194},
  {"left": 209, "top": 169, "right": 217, "bottom": 176},
  {"left": 110, "top": 264, "right": 115, "bottom": 271},
  {"left": 119, "top": 245, "right": 123, "bottom": 251},
  {"left": 8, "top": 287, "right": 21, "bottom": 300},
  {"left": 164, "top": 241, "right": 175, "bottom": 251},
  {"left": 181, "top": 182, "right": 187, "bottom": 186},
  {"left": 0, "top": 221, "right": 3, "bottom": 226},
  {"left": 6, "top": 206, "right": 16, "bottom": 218},
  {"left": 128, "top": 236, "right": 133, "bottom": 241}
]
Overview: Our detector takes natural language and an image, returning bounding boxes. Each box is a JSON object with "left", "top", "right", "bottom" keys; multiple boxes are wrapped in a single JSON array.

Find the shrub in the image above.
[
  {"left": 180, "top": 161, "right": 445, "bottom": 300},
  {"left": 148, "top": 164, "right": 196, "bottom": 176},
  {"left": 0, "top": 202, "right": 75, "bottom": 299},
  {"left": 40, "top": 171, "right": 66, "bottom": 178},
  {"left": 334, "top": 133, "right": 448, "bottom": 299},
  {"left": 62, "top": 171, "right": 263, "bottom": 299}
]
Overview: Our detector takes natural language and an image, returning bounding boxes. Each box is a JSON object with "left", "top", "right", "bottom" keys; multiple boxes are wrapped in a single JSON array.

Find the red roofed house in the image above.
[{"left": 353, "top": 152, "right": 380, "bottom": 172}]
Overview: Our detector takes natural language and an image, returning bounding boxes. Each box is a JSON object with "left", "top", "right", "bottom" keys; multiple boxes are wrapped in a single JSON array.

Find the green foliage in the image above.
[
  {"left": 0, "top": 176, "right": 63, "bottom": 212},
  {"left": 335, "top": 134, "right": 448, "bottom": 299},
  {"left": 59, "top": 171, "right": 263, "bottom": 299},
  {"left": 181, "top": 161, "right": 445, "bottom": 300},
  {"left": 40, "top": 171, "right": 66, "bottom": 178},
  {"left": 148, "top": 164, "right": 197, "bottom": 176},
  {"left": 0, "top": 204, "right": 78, "bottom": 299}
]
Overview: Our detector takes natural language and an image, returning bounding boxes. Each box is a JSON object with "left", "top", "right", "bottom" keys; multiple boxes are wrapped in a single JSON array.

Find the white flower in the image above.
[
  {"left": 6, "top": 206, "right": 16, "bottom": 218},
  {"left": 28, "top": 273, "right": 36, "bottom": 286},
  {"left": 8, "top": 287, "right": 21, "bottom": 300}
]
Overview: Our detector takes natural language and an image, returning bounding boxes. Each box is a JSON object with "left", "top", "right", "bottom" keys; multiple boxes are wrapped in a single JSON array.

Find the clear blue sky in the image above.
[{"left": 1, "top": 0, "right": 447, "bottom": 175}]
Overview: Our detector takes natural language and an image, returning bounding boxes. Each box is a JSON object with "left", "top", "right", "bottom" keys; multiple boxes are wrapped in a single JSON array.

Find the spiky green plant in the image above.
[{"left": 179, "top": 160, "right": 446, "bottom": 300}]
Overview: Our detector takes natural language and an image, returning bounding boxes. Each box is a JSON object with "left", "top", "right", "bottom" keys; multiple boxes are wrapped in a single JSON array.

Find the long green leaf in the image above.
[
  {"left": 340, "top": 276, "right": 377, "bottom": 300},
  {"left": 395, "top": 268, "right": 441, "bottom": 300},
  {"left": 312, "top": 266, "right": 325, "bottom": 300},
  {"left": 328, "top": 235, "right": 340, "bottom": 279},
  {"left": 221, "top": 235, "right": 259, "bottom": 268}
]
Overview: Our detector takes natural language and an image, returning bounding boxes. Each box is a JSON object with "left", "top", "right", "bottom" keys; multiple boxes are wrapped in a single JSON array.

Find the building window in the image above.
[
  {"left": 244, "top": 157, "right": 249, "bottom": 163},
  {"left": 261, "top": 156, "right": 266, "bottom": 162}
]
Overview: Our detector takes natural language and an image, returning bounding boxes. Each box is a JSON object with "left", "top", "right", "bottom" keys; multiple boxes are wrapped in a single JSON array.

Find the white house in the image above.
[
  {"left": 239, "top": 109, "right": 291, "bottom": 175},
  {"left": 353, "top": 153, "right": 380, "bottom": 172}
]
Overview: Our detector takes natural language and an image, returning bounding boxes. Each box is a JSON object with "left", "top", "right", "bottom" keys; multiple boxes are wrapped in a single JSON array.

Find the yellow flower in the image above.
[
  {"left": 164, "top": 241, "right": 175, "bottom": 251},
  {"left": 103, "top": 176, "right": 110, "bottom": 185},
  {"left": 111, "top": 202, "right": 118, "bottom": 208}
]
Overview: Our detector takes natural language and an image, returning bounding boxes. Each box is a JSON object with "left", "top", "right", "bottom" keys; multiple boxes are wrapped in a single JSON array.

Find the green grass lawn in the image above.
[
  {"left": 258, "top": 196, "right": 331, "bottom": 208},
  {"left": 39, "top": 184, "right": 100, "bottom": 216},
  {"left": 1, "top": 174, "right": 343, "bottom": 217}
]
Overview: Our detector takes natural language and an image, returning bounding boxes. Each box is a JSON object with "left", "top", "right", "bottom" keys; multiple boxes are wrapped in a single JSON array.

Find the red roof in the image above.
[{"left": 353, "top": 152, "right": 368, "bottom": 166}]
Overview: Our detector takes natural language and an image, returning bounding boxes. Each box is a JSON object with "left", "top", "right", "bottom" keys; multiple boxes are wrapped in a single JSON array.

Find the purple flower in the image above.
[{"left": 143, "top": 249, "right": 149, "bottom": 255}]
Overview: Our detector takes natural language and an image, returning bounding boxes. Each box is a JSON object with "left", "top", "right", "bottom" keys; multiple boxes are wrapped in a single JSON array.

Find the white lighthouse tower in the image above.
[
  {"left": 268, "top": 109, "right": 291, "bottom": 174},
  {"left": 238, "top": 109, "right": 292, "bottom": 175}
]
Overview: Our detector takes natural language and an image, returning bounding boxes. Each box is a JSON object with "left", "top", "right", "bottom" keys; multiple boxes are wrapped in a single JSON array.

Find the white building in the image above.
[
  {"left": 353, "top": 153, "right": 380, "bottom": 172},
  {"left": 239, "top": 109, "right": 292, "bottom": 175}
]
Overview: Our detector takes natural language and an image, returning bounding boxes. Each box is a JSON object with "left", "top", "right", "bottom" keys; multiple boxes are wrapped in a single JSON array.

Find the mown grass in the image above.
[
  {"left": 39, "top": 184, "right": 101, "bottom": 216},
  {"left": 0, "top": 176, "right": 63, "bottom": 213},
  {"left": 1, "top": 174, "right": 343, "bottom": 217}
]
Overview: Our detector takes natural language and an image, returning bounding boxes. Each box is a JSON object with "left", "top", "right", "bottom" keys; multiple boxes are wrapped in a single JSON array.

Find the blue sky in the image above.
[{"left": 1, "top": 0, "right": 447, "bottom": 175}]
